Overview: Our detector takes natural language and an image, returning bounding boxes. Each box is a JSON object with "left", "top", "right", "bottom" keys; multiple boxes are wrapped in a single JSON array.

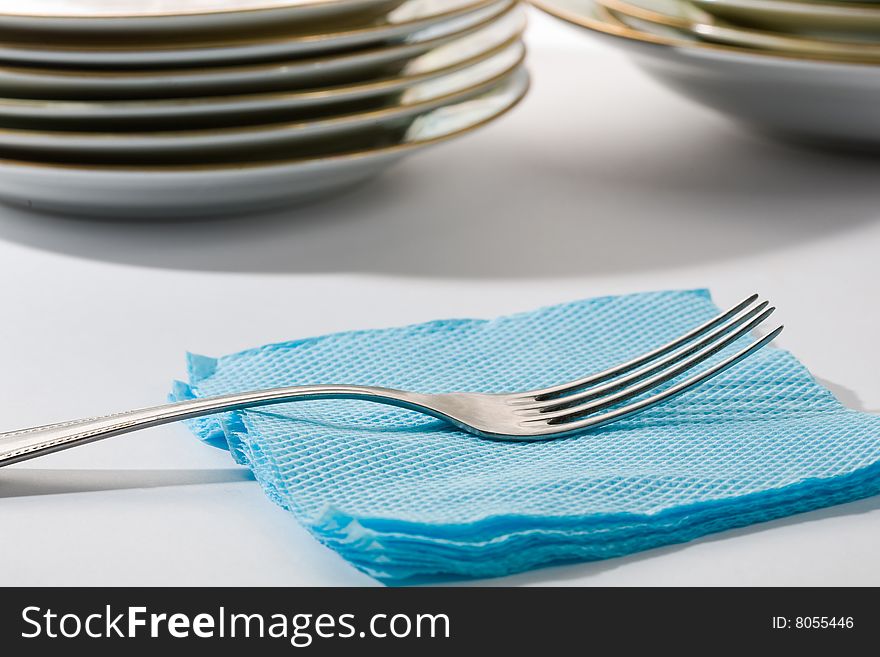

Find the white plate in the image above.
[
  {"left": 0, "top": 0, "right": 497, "bottom": 68},
  {"left": 0, "top": 10, "right": 525, "bottom": 130},
  {"left": 533, "top": 0, "right": 880, "bottom": 150},
  {"left": 0, "top": 1, "right": 404, "bottom": 36},
  {"left": 0, "top": 1, "right": 516, "bottom": 100},
  {"left": 0, "top": 67, "right": 529, "bottom": 218},
  {"left": 0, "top": 42, "right": 525, "bottom": 162}
]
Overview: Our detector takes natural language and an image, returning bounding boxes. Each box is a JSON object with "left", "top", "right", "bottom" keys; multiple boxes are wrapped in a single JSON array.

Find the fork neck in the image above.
[{"left": 0, "top": 384, "right": 442, "bottom": 468}]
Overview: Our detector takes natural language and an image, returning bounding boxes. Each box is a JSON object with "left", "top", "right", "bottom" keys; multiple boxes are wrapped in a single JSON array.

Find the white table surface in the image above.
[{"left": 2, "top": 9, "right": 879, "bottom": 587}]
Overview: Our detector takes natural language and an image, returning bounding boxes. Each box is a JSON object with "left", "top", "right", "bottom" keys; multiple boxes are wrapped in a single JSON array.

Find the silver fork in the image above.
[{"left": 0, "top": 295, "right": 781, "bottom": 468}]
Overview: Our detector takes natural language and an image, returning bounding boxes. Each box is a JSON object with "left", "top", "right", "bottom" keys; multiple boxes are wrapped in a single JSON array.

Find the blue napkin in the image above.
[{"left": 171, "top": 290, "right": 880, "bottom": 582}]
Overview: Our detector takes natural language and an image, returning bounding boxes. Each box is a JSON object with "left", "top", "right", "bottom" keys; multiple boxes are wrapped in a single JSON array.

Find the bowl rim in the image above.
[
  {"left": 601, "top": 0, "right": 880, "bottom": 61},
  {"left": 691, "top": 0, "right": 880, "bottom": 20},
  {"left": 530, "top": 0, "right": 880, "bottom": 67}
]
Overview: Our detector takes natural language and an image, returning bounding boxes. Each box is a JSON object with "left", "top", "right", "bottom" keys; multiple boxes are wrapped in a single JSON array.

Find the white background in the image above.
[{"left": 1, "top": 8, "right": 879, "bottom": 586}]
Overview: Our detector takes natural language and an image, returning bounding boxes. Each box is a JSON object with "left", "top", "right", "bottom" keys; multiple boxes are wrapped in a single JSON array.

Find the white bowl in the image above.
[
  {"left": 534, "top": 0, "right": 880, "bottom": 151},
  {"left": 690, "top": 0, "right": 880, "bottom": 38},
  {"left": 602, "top": 0, "right": 880, "bottom": 60}
]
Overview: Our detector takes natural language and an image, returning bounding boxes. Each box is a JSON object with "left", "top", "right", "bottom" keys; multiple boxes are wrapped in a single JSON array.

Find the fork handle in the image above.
[{"left": 0, "top": 385, "right": 437, "bottom": 468}]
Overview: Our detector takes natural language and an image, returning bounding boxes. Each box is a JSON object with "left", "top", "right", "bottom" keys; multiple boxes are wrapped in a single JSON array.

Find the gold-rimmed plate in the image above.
[
  {"left": 0, "top": 0, "right": 516, "bottom": 99},
  {"left": 601, "top": 0, "right": 880, "bottom": 61},
  {"left": 0, "top": 67, "right": 529, "bottom": 218},
  {"left": 0, "top": 41, "right": 525, "bottom": 162},
  {"left": 0, "top": 1, "right": 404, "bottom": 36},
  {"left": 0, "top": 8, "right": 525, "bottom": 130},
  {"left": 0, "top": 0, "right": 498, "bottom": 68}
]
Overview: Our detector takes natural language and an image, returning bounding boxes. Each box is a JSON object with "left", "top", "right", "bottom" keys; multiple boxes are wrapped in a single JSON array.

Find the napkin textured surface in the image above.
[{"left": 172, "top": 290, "right": 880, "bottom": 581}]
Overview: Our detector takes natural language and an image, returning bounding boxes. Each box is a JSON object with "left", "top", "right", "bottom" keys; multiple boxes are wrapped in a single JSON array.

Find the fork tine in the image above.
[
  {"left": 521, "top": 306, "right": 776, "bottom": 423},
  {"left": 521, "top": 299, "right": 770, "bottom": 412},
  {"left": 525, "top": 326, "right": 784, "bottom": 436},
  {"left": 530, "top": 293, "right": 761, "bottom": 400}
]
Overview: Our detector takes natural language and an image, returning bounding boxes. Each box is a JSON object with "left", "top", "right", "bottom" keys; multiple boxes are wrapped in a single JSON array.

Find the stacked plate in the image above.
[
  {"left": 0, "top": 1, "right": 528, "bottom": 218},
  {"left": 532, "top": 0, "right": 880, "bottom": 151}
]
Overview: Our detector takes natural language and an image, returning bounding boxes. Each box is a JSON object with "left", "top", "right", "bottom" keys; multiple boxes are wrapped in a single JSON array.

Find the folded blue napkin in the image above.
[{"left": 171, "top": 290, "right": 880, "bottom": 582}]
